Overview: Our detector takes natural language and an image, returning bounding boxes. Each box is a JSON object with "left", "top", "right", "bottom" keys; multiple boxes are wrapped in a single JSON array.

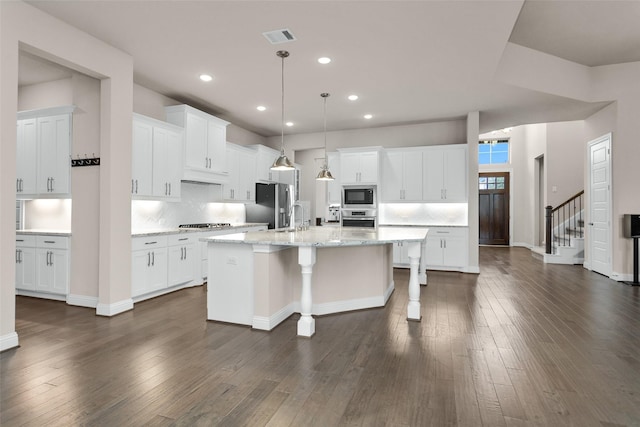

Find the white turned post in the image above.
[
  {"left": 407, "top": 241, "right": 422, "bottom": 321},
  {"left": 419, "top": 236, "right": 428, "bottom": 285},
  {"left": 297, "top": 246, "right": 317, "bottom": 337}
]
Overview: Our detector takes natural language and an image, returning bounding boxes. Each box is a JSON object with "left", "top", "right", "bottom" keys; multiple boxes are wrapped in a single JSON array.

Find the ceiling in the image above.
[{"left": 20, "top": 1, "right": 639, "bottom": 136}]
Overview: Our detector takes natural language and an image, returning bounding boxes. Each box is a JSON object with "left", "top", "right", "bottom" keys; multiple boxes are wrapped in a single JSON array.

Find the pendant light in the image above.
[
  {"left": 271, "top": 50, "right": 295, "bottom": 170},
  {"left": 316, "top": 92, "right": 335, "bottom": 181}
]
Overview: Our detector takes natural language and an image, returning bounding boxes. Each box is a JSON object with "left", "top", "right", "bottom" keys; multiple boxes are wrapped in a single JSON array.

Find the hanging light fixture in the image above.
[
  {"left": 271, "top": 50, "right": 295, "bottom": 171},
  {"left": 316, "top": 92, "right": 334, "bottom": 181}
]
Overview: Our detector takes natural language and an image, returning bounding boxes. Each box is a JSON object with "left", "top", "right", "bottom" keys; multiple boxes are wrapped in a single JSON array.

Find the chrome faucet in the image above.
[{"left": 291, "top": 201, "right": 308, "bottom": 230}]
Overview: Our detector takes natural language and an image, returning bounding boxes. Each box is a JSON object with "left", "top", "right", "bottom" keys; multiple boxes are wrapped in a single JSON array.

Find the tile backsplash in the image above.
[{"left": 131, "top": 182, "right": 246, "bottom": 230}]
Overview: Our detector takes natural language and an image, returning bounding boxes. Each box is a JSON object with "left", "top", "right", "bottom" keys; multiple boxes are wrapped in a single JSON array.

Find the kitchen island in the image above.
[{"left": 203, "top": 226, "right": 428, "bottom": 337}]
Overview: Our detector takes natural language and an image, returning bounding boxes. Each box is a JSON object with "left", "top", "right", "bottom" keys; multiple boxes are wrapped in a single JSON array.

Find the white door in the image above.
[{"left": 588, "top": 134, "right": 611, "bottom": 276}]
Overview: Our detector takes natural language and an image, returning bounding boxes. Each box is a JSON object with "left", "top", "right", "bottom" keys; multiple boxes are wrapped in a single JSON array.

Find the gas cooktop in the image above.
[{"left": 178, "top": 223, "right": 231, "bottom": 229}]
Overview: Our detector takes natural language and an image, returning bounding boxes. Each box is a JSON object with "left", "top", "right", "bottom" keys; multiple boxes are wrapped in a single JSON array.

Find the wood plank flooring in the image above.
[{"left": 2, "top": 246, "right": 640, "bottom": 426}]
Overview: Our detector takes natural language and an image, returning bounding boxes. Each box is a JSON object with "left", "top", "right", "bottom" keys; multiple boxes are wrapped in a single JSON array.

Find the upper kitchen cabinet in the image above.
[
  {"left": 165, "top": 105, "right": 229, "bottom": 184},
  {"left": 132, "top": 114, "right": 183, "bottom": 201},
  {"left": 423, "top": 145, "right": 467, "bottom": 202},
  {"left": 224, "top": 143, "right": 256, "bottom": 202},
  {"left": 381, "top": 148, "right": 423, "bottom": 202},
  {"left": 338, "top": 147, "right": 381, "bottom": 185},
  {"left": 251, "top": 145, "right": 280, "bottom": 183},
  {"left": 16, "top": 106, "right": 74, "bottom": 199},
  {"left": 326, "top": 152, "right": 341, "bottom": 205}
]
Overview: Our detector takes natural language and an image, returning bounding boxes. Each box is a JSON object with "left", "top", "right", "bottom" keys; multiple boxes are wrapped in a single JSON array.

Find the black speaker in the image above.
[{"left": 623, "top": 214, "right": 640, "bottom": 238}]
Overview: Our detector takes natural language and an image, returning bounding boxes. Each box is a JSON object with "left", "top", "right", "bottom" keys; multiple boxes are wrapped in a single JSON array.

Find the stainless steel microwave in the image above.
[{"left": 343, "top": 186, "right": 376, "bottom": 207}]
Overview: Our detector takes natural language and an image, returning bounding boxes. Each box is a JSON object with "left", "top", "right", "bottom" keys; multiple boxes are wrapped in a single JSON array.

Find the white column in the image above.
[
  {"left": 297, "top": 246, "right": 317, "bottom": 337},
  {"left": 419, "top": 236, "right": 428, "bottom": 285},
  {"left": 407, "top": 241, "right": 422, "bottom": 321}
]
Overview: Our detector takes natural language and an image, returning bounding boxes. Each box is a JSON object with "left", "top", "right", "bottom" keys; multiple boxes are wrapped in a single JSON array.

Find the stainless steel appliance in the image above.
[
  {"left": 326, "top": 204, "right": 341, "bottom": 223},
  {"left": 341, "top": 209, "right": 377, "bottom": 228},
  {"left": 245, "top": 183, "right": 294, "bottom": 229},
  {"left": 343, "top": 186, "right": 376, "bottom": 208}
]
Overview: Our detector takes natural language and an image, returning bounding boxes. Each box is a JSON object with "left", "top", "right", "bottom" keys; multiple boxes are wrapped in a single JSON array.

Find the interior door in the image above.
[
  {"left": 479, "top": 172, "right": 510, "bottom": 245},
  {"left": 588, "top": 134, "right": 611, "bottom": 276}
]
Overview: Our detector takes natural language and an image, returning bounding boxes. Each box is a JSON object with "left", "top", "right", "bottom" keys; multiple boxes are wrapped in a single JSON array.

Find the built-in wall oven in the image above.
[{"left": 342, "top": 209, "right": 377, "bottom": 228}]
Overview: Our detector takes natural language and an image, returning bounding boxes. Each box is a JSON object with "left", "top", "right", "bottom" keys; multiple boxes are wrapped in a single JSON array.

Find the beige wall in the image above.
[
  {"left": 546, "top": 121, "right": 585, "bottom": 208},
  {"left": 1, "top": 1, "right": 133, "bottom": 347}
]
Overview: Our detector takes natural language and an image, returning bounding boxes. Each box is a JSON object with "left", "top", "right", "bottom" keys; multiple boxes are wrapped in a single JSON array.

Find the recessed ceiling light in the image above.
[
  {"left": 318, "top": 57, "right": 331, "bottom": 65},
  {"left": 199, "top": 74, "right": 213, "bottom": 82},
  {"left": 286, "top": 121, "right": 294, "bottom": 127},
  {"left": 257, "top": 106, "right": 266, "bottom": 111},
  {"left": 364, "top": 114, "right": 373, "bottom": 120},
  {"left": 348, "top": 95, "right": 359, "bottom": 101}
]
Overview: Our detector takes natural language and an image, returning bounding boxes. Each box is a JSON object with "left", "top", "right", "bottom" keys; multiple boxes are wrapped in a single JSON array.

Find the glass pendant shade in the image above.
[
  {"left": 271, "top": 50, "right": 295, "bottom": 171},
  {"left": 316, "top": 92, "right": 335, "bottom": 181}
]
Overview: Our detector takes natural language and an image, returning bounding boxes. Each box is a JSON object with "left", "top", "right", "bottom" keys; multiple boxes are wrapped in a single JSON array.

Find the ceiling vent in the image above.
[{"left": 263, "top": 29, "right": 296, "bottom": 44}]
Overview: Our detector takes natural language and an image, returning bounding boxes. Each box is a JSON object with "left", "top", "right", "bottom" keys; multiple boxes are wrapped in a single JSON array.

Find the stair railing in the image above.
[{"left": 545, "top": 190, "right": 584, "bottom": 254}]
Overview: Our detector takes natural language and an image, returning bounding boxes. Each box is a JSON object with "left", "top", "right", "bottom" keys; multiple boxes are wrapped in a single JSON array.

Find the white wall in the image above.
[{"left": 546, "top": 121, "right": 585, "bottom": 208}]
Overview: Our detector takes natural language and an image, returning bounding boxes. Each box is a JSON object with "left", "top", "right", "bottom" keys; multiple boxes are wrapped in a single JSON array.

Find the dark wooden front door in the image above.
[{"left": 479, "top": 172, "right": 509, "bottom": 245}]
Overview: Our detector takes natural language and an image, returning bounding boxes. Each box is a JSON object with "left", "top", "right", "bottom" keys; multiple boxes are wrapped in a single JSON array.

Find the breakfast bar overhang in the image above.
[{"left": 203, "top": 226, "right": 429, "bottom": 337}]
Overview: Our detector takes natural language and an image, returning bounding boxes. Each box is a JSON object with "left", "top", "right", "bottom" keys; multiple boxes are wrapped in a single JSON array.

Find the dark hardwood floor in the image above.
[{"left": 2, "top": 247, "right": 640, "bottom": 426}]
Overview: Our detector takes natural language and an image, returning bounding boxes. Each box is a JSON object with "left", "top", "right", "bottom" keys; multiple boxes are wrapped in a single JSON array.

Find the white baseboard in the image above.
[
  {"left": 16, "top": 289, "right": 66, "bottom": 301},
  {"left": 610, "top": 271, "right": 634, "bottom": 282},
  {"left": 96, "top": 299, "right": 134, "bottom": 317},
  {"left": 311, "top": 294, "right": 387, "bottom": 316},
  {"left": 0, "top": 332, "right": 19, "bottom": 352},
  {"left": 384, "top": 280, "right": 395, "bottom": 303},
  {"left": 66, "top": 294, "right": 99, "bottom": 308},
  {"left": 463, "top": 266, "right": 480, "bottom": 274},
  {"left": 252, "top": 303, "right": 296, "bottom": 331},
  {"left": 512, "top": 241, "right": 533, "bottom": 249}
]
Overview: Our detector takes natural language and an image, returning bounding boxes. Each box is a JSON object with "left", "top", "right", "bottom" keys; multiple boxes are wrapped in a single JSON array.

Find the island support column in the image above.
[
  {"left": 419, "top": 237, "right": 428, "bottom": 285},
  {"left": 297, "top": 246, "right": 317, "bottom": 337},
  {"left": 407, "top": 241, "right": 422, "bottom": 321}
]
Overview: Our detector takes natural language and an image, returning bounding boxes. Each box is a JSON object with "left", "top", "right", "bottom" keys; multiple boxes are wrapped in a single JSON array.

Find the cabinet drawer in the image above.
[
  {"left": 132, "top": 235, "right": 168, "bottom": 251},
  {"left": 429, "top": 227, "right": 467, "bottom": 238},
  {"left": 36, "top": 236, "right": 69, "bottom": 249},
  {"left": 16, "top": 235, "right": 37, "bottom": 247},
  {"left": 167, "top": 234, "right": 196, "bottom": 246}
]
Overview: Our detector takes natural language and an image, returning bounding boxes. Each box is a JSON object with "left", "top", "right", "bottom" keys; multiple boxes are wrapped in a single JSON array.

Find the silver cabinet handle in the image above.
[
  {"left": 147, "top": 252, "right": 151, "bottom": 267},
  {"left": 152, "top": 251, "right": 155, "bottom": 266},
  {"left": 17, "top": 179, "right": 19, "bottom": 192},
  {"left": 135, "top": 180, "right": 138, "bottom": 194},
  {"left": 49, "top": 251, "right": 53, "bottom": 266},
  {"left": 132, "top": 179, "right": 134, "bottom": 194},
  {"left": 16, "top": 249, "right": 19, "bottom": 263},
  {"left": 50, "top": 177, "right": 54, "bottom": 192},
  {"left": 165, "top": 182, "right": 168, "bottom": 195},
  {"left": 169, "top": 183, "right": 171, "bottom": 195}
]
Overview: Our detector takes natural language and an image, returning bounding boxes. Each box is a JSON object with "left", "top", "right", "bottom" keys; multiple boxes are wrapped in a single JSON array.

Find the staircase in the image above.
[{"left": 533, "top": 191, "right": 585, "bottom": 265}]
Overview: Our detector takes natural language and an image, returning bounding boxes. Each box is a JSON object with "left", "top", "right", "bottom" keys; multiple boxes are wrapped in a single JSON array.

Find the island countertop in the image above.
[{"left": 201, "top": 225, "right": 429, "bottom": 247}]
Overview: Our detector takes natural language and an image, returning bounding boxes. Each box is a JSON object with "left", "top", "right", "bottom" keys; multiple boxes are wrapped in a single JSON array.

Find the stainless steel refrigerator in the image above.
[{"left": 245, "top": 183, "right": 293, "bottom": 229}]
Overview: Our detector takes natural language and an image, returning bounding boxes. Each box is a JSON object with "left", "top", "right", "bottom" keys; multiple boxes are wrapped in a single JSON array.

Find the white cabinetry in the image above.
[
  {"left": 381, "top": 149, "right": 423, "bottom": 202},
  {"left": 224, "top": 143, "right": 256, "bottom": 202},
  {"left": 424, "top": 227, "right": 467, "bottom": 270},
  {"left": 326, "top": 152, "right": 341, "bottom": 205},
  {"left": 165, "top": 105, "right": 229, "bottom": 184},
  {"left": 339, "top": 150, "right": 380, "bottom": 185},
  {"left": 131, "top": 236, "right": 168, "bottom": 298},
  {"left": 16, "top": 234, "right": 69, "bottom": 297},
  {"left": 132, "top": 114, "right": 183, "bottom": 200},
  {"left": 423, "top": 146, "right": 467, "bottom": 202},
  {"left": 167, "top": 234, "right": 195, "bottom": 287},
  {"left": 16, "top": 106, "right": 73, "bottom": 199},
  {"left": 251, "top": 145, "right": 280, "bottom": 183}
]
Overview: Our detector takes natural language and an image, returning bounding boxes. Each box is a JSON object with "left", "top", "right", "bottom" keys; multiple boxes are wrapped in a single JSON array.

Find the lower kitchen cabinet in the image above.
[
  {"left": 16, "top": 234, "right": 69, "bottom": 297},
  {"left": 131, "top": 236, "right": 168, "bottom": 298},
  {"left": 424, "top": 227, "right": 467, "bottom": 270},
  {"left": 167, "top": 235, "right": 195, "bottom": 287},
  {"left": 392, "top": 241, "right": 411, "bottom": 267}
]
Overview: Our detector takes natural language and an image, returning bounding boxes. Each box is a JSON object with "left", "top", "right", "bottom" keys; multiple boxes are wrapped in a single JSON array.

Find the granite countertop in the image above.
[
  {"left": 16, "top": 230, "right": 72, "bottom": 237},
  {"left": 132, "top": 223, "right": 268, "bottom": 237},
  {"left": 378, "top": 223, "right": 468, "bottom": 228},
  {"left": 202, "top": 225, "right": 429, "bottom": 247}
]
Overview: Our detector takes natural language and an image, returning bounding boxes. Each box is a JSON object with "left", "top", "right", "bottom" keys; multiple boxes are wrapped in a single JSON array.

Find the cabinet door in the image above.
[
  {"left": 37, "top": 114, "right": 70, "bottom": 195},
  {"left": 443, "top": 148, "right": 467, "bottom": 201},
  {"left": 382, "top": 151, "right": 403, "bottom": 201},
  {"left": 132, "top": 119, "right": 153, "bottom": 196},
  {"left": 168, "top": 244, "right": 195, "bottom": 286},
  {"left": 340, "top": 153, "right": 360, "bottom": 184},
  {"left": 358, "top": 152, "right": 379, "bottom": 183},
  {"left": 442, "top": 236, "right": 466, "bottom": 267},
  {"left": 15, "top": 247, "right": 36, "bottom": 291},
  {"left": 402, "top": 153, "right": 423, "bottom": 201},
  {"left": 224, "top": 146, "right": 239, "bottom": 200},
  {"left": 165, "top": 129, "right": 183, "bottom": 199},
  {"left": 50, "top": 250, "right": 69, "bottom": 295},
  {"left": 207, "top": 121, "right": 226, "bottom": 172},
  {"left": 147, "top": 248, "right": 168, "bottom": 292},
  {"left": 16, "top": 119, "right": 38, "bottom": 195},
  {"left": 185, "top": 112, "right": 208, "bottom": 171},
  {"left": 424, "top": 237, "right": 444, "bottom": 268},
  {"left": 326, "top": 153, "right": 341, "bottom": 204},
  {"left": 423, "top": 150, "right": 445, "bottom": 201},
  {"left": 131, "top": 250, "right": 150, "bottom": 297},
  {"left": 239, "top": 150, "right": 257, "bottom": 201}
]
